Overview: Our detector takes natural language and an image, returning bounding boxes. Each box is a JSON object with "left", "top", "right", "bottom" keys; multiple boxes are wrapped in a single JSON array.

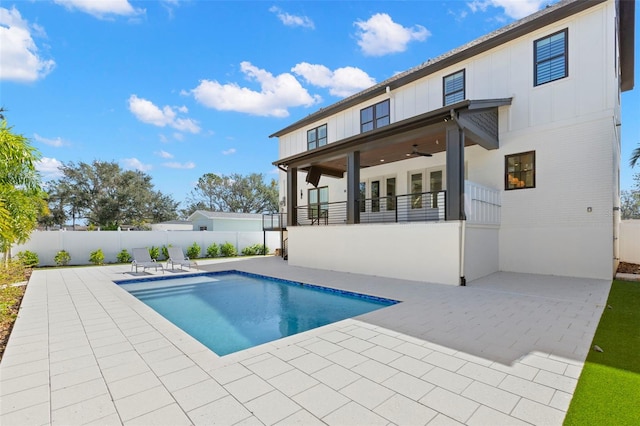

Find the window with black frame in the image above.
[
  {"left": 307, "top": 124, "right": 327, "bottom": 150},
  {"left": 505, "top": 151, "right": 535, "bottom": 190},
  {"left": 360, "top": 99, "right": 390, "bottom": 133},
  {"left": 443, "top": 70, "right": 465, "bottom": 106},
  {"left": 534, "top": 29, "right": 568, "bottom": 86}
]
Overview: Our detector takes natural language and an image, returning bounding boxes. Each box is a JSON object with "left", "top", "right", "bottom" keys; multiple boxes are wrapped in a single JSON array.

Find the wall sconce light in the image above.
[{"left": 300, "top": 189, "right": 303, "bottom": 199}]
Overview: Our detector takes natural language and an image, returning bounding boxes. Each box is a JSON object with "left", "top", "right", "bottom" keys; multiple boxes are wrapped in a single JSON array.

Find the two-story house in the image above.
[{"left": 270, "top": 0, "right": 635, "bottom": 286}]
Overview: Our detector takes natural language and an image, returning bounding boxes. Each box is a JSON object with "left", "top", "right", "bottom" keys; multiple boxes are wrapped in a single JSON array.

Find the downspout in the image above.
[{"left": 450, "top": 109, "right": 467, "bottom": 286}]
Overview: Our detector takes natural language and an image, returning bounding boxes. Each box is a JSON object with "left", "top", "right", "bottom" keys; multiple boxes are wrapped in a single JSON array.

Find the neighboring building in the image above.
[
  {"left": 188, "top": 210, "right": 264, "bottom": 232},
  {"left": 270, "top": 0, "right": 635, "bottom": 285},
  {"left": 151, "top": 220, "right": 193, "bottom": 231}
]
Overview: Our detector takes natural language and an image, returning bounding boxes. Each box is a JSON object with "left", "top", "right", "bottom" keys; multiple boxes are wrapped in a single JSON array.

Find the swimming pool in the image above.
[{"left": 116, "top": 271, "right": 398, "bottom": 356}]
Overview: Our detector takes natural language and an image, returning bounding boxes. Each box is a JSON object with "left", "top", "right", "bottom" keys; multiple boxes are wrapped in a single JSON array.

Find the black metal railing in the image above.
[
  {"left": 294, "top": 191, "right": 446, "bottom": 226},
  {"left": 282, "top": 237, "right": 288, "bottom": 259},
  {"left": 262, "top": 212, "right": 287, "bottom": 231},
  {"left": 360, "top": 190, "right": 446, "bottom": 223},
  {"left": 295, "top": 201, "right": 349, "bottom": 226}
]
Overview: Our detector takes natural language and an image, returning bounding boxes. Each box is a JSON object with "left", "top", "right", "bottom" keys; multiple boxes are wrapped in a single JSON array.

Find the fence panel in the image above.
[
  {"left": 620, "top": 220, "right": 640, "bottom": 264},
  {"left": 12, "top": 230, "right": 281, "bottom": 266}
]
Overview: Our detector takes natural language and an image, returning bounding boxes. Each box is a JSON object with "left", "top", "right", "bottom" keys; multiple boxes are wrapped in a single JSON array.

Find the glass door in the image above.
[
  {"left": 410, "top": 173, "right": 423, "bottom": 209},
  {"left": 430, "top": 170, "right": 443, "bottom": 208}
]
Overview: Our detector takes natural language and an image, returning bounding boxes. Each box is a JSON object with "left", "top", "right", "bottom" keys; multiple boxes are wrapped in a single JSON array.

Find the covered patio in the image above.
[{"left": 273, "top": 99, "right": 511, "bottom": 227}]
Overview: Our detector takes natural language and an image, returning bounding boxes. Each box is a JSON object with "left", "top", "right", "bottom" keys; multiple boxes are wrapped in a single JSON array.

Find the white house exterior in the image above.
[
  {"left": 150, "top": 220, "right": 193, "bottom": 231},
  {"left": 270, "top": 0, "right": 635, "bottom": 285},
  {"left": 187, "top": 210, "right": 265, "bottom": 232}
]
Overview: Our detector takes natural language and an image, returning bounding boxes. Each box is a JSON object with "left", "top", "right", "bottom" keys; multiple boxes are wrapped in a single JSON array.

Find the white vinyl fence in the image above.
[
  {"left": 620, "top": 220, "right": 640, "bottom": 264},
  {"left": 11, "top": 230, "right": 282, "bottom": 267}
]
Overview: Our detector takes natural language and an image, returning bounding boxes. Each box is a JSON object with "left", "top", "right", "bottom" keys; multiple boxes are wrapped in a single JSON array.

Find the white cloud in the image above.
[
  {"left": 0, "top": 7, "right": 55, "bottom": 82},
  {"left": 35, "top": 157, "right": 63, "bottom": 179},
  {"left": 128, "top": 95, "right": 200, "bottom": 133},
  {"left": 33, "top": 133, "right": 66, "bottom": 147},
  {"left": 291, "top": 63, "right": 376, "bottom": 98},
  {"left": 163, "top": 161, "right": 195, "bottom": 169},
  {"left": 53, "top": 0, "right": 144, "bottom": 19},
  {"left": 467, "top": 0, "right": 548, "bottom": 19},
  {"left": 354, "top": 13, "right": 430, "bottom": 57},
  {"left": 121, "top": 157, "right": 152, "bottom": 172},
  {"left": 191, "top": 61, "right": 321, "bottom": 117},
  {"left": 222, "top": 148, "right": 236, "bottom": 155},
  {"left": 155, "top": 150, "right": 173, "bottom": 159},
  {"left": 269, "top": 6, "right": 314, "bottom": 29}
]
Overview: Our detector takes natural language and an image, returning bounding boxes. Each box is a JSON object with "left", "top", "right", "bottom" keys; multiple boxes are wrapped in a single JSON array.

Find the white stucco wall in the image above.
[
  {"left": 287, "top": 222, "right": 462, "bottom": 285},
  {"left": 464, "top": 225, "right": 500, "bottom": 282},
  {"left": 620, "top": 220, "right": 640, "bottom": 264}
]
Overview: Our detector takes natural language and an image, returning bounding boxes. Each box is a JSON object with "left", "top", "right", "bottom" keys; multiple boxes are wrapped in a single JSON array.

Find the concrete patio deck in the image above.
[{"left": 0, "top": 256, "right": 611, "bottom": 425}]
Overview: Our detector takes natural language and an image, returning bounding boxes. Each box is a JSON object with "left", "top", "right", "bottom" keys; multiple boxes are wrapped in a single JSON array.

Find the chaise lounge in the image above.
[
  {"left": 131, "top": 248, "right": 164, "bottom": 273},
  {"left": 166, "top": 246, "right": 197, "bottom": 271}
]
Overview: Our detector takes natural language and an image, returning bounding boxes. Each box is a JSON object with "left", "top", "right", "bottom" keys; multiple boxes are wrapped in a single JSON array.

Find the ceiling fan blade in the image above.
[{"left": 410, "top": 144, "right": 432, "bottom": 157}]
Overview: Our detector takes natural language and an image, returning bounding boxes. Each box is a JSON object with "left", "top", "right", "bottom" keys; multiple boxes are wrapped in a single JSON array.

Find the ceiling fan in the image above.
[{"left": 406, "top": 144, "right": 432, "bottom": 157}]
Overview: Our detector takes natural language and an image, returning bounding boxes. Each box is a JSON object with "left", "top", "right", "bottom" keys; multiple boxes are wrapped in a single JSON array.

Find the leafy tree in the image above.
[
  {"left": 630, "top": 142, "right": 640, "bottom": 168},
  {"left": 41, "top": 160, "right": 179, "bottom": 228},
  {"left": 621, "top": 172, "right": 640, "bottom": 219},
  {"left": 182, "top": 172, "right": 278, "bottom": 217},
  {"left": 0, "top": 120, "right": 48, "bottom": 266}
]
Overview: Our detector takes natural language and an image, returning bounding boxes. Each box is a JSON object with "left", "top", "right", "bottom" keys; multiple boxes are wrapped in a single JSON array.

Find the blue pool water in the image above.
[{"left": 116, "top": 271, "right": 398, "bottom": 356}]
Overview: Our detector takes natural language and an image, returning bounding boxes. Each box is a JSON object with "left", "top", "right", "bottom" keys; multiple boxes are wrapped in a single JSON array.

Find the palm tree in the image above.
[{"left": 630, "top": 143, "right": 640, "bottom": 168}]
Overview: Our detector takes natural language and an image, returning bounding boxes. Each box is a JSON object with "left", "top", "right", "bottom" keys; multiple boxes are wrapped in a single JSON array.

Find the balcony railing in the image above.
[
  {"left": 262, "top": 212, "right": 287, "bottom": 230},
  {"left": 295, "top": 191, "right": 446, "bottom": 226}
]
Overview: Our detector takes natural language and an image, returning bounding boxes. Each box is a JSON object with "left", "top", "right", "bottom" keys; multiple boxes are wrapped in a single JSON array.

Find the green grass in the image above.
[{"left": 564, "top": 279, "right": 640, "bottom": 426}]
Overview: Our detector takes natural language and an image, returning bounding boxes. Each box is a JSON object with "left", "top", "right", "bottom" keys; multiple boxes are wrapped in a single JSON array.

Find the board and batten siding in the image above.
[{"left": 276, "top": 1, "right": 621, "bottom": 281}]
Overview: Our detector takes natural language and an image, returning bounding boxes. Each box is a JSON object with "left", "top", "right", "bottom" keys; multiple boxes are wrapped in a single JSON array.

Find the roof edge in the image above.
[
  {"left": 269, "top": 0, "right": 607, "bottom": 139},
  {"left": 619, "top": 0, "right": 635, "bottom": 92}
]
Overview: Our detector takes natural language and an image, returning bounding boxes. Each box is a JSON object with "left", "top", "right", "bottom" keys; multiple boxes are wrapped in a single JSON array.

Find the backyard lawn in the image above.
[{"left": 564, "top": 279, "right": 640, "bottom": 425}]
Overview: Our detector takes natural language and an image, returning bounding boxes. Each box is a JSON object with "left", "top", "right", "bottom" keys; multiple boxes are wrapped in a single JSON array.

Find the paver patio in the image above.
[{"left": 0, "top": 256, "right": 611, "bottom": 425}]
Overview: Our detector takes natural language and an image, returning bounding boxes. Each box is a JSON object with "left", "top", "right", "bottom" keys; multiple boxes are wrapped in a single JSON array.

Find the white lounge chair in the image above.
[
  {"left": 131, "top": 248, "right": 163, "bottom": 273},
  {"left": 166, "top": 246, "right": 197, "bottom": 270}
]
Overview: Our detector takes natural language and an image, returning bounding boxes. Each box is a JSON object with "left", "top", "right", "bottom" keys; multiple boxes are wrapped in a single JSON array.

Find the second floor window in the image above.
[
  {"left": 361, "top": 99, "right": 390, "bottom": 133},
  {"left": 534, "top": 29, "right": 568, "bottom": 86},
  {"left": 307, "top": 124, "right": 327, "bottom": 150},
  {"left": 443, "top": 70, "right": 465, "bottom": 106}
]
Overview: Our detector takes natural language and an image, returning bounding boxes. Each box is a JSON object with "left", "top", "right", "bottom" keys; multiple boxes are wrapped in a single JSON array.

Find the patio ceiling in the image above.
[{"left": 274, "top": 98, "right": 512, "bottom": 177}]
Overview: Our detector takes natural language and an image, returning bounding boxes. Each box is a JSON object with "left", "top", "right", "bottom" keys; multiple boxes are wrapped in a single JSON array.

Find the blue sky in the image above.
[{"left": 1, "top": 0, "right": 638, "bottom": 208}]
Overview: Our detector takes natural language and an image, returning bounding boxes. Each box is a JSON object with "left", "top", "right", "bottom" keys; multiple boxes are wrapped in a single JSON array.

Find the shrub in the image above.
[
  {"left": 186, "top": 242, "right": 201, "bottom": 259},
  {"left": 220, "top": 242, "right": 237, "bottom": 257},
  {"left": 89, "top": 249, "right": 105, "bottom": 265},
  {"left": 116, "top": 249, "right": 131, "bottom": 263},
  {"left": 206, "top": 243, "right": 220, "bottom": 258},
  {"left": 161, "top": 244, "right": 172, "bottom": 260},
  {"left": 242, "top": 244, "right": 268, "bottom": 256},
  {"left": 148, "top": 246, "right": 160, "bottom": 261},
  {"left": 16, "top": 250, "right": 39, "bottom": 267},
  {"left": 54, "top": 250, "right": 71, "bottom": 266}
]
